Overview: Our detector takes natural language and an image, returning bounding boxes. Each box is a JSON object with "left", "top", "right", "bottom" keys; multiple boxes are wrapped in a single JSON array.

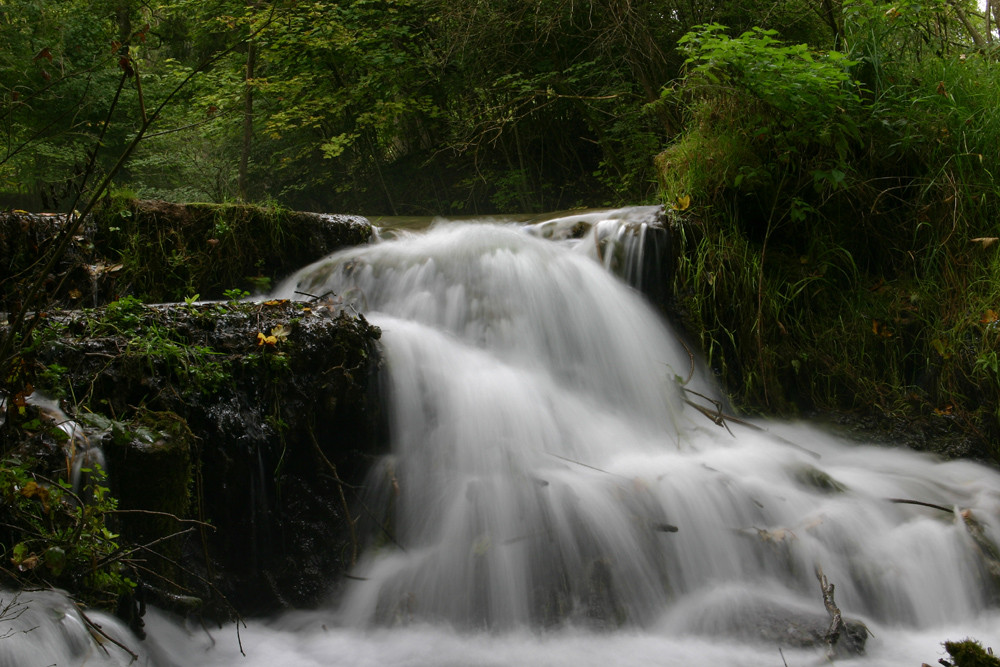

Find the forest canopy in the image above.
[{"left": 1, "top": 0, "right": 995, "bottom": 215}]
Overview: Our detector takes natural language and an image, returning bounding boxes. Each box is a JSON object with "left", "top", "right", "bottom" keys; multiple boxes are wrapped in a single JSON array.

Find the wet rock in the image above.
[
  {"left": 22, "top": 300, "right": 384, "bottom": 619},
  {"left": 667, "top": 586, "right": 869, "bottom": 656}
]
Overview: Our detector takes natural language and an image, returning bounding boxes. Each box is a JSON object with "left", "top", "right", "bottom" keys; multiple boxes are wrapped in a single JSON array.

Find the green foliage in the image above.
[
  {"left": 677, "top": 24, "right": 860, "bottom": 155},
  {"left": 224, "top": 288, "right": 250, "bottom": 304},
  {"left": 81, "top": 297, "right": 231, "bottom": 396},
  {"left": 0, "top": 458, "right": 134, "bottom": 608},
  {"left": 664, "top": 5, "right": 1000, "bottom": 451},
  {"left": 662, "top": 24, "right": 862, "bottom": 210}
]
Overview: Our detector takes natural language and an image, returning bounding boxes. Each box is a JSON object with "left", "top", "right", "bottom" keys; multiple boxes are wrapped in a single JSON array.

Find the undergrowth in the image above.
[{"left": 661, "top": 16, "right": 1000, "bottom": 461}]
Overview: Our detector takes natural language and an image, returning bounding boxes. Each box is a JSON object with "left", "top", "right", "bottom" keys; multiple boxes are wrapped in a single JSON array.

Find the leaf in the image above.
[
  {"left": 931, "top": 338, "right": 951, "bottom": 359},
  {"left": 673, "top": 194, "right": 691, "bottom": 211},
  {"left": 118, "top": 56, "right": 134, "bottom": 77},
  {"left": 971, "top": 237, "right": 999, "bottom": 248},
  {"left": 871, "top": 320, "right": 893, "bottom": 338},
  {"left": 33, "top": 47, "right": 53, "bottom": 62},
  {"left": 270, "top": 324, "right": 290, "bottom": 341},
  {"left": 44, "top": 546, "right": 67, "bottom": 575},
  {"left": 257, "top": 332, "right": 278, "bottom": 346},
  {"left": 982, "top": 310, "right": 998, "bottom": 324}
]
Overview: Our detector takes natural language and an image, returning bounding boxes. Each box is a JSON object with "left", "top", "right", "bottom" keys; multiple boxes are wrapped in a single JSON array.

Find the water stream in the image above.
[{"left": 8, "top": 207, "right": 1000, "bottom": 666}]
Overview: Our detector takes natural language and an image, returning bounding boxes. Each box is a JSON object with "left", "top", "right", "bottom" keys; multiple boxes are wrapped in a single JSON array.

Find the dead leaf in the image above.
[
  {"left": 270, "top": 324, "right": 290, "bottom": 342},
  {"left": 971, "top": 237, "right": 999, "bottom": 248},
  {"left": 872, "top": 319, "right": 893, "bottom": 337},
  {"left": 15, "top": 554, "right": 40, "bottom": 572},
  {"left": 33, "top": 47, "right": 53, "bottom": 62},
  {"left": 672, "top": 194, "right": 691, "bottom": 211},
  {"left": 982, "top": 310, "right": 998, "bottom": 325}
]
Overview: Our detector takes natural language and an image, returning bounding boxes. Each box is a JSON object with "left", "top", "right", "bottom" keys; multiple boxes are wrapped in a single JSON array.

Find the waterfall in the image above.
[
  {"left": 268, "top": 211, "right": 1000, "bottom": 635},
  {"left": 7, "top": 207, "right": 1000, "bottom": 666}
]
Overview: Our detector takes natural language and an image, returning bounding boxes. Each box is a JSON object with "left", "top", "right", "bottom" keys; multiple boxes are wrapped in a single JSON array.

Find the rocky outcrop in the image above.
[
  {"left": 0, "top": 199, "right": 373, "bottom": 312},
  {"left": 19, "top": 299, "right": 384, "bottom": 620}
]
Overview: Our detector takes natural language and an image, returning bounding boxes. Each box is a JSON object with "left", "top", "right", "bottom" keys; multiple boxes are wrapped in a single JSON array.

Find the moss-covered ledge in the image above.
[
  {"left": 14, "top": 298, "right": 383, "bottom": 619},
  {"left": 0, "top": 197, "right": 373, "bottom": 312}
]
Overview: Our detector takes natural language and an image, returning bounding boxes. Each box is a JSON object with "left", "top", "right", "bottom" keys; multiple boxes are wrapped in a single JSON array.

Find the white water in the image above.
[{"left": 7, "top": 208, "right": 1000, "bottom": 665}]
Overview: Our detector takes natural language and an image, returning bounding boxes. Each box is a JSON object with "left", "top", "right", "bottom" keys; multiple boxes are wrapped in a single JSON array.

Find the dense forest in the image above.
[
  {"left": 0, "top": 0, "right": 993, "bottom": 215},
  {"left": 4, "top": 0, "right": 1000, "bottom": 443}
]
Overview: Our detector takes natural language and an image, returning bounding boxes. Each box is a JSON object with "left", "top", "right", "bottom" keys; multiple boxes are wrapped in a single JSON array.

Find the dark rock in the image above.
[
  {"left": 21, "top": 300, "right": 384, "bottom": 620},
  {"left": 668, "top": 587, "right": 869, "bottom": 656},
  {"left": 0, "top": 200, "right": 373, "bottom": 311}
]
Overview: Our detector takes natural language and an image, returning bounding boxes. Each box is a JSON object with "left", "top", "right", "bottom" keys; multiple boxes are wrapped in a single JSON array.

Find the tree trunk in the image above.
[{"left": 238, "top": 40, "right": 256, "bottom": 201}]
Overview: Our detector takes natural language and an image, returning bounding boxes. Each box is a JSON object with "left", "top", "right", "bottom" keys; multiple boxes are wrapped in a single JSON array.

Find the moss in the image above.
[
  {"left": 90, "top": 199, "right": 373, "bottom": 302},
  {"left": 944, "top": 639, "right": 1000, "bottom": 667}
]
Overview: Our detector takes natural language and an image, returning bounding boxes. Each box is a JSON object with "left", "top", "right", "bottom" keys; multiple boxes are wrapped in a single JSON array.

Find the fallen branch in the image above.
[
  {"left": 78, "top": 605, "right": 139, "bottom": 662},
  {"left": 815, "top": 565, "right": 845, "bottom": 658},
  {"left": 887, "top": 497, "right": 954, "bottom": 514},
  {"left": 682, "top": 389, "right": 821, "bottom": 459}
]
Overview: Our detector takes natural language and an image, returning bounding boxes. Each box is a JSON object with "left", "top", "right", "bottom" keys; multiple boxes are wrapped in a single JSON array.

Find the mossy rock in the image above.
[
  {"left": 21, "top": 299, "right": 384, "bottom": 618},
  {"left": 0, "top": 200, "right": 373, "bottom": 311}
]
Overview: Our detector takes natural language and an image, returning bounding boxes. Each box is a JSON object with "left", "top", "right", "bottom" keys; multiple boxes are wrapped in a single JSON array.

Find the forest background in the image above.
[{"left": 5, "top": 0, "right": 1000, "bottom": 457}]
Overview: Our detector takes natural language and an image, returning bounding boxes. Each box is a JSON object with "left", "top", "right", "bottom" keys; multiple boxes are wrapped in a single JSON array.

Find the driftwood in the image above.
[
  {"left": 815, "top": 565, "right": 845, "bottom": 656},
  {"left": 815, "top": 565, "right": 871, "bottom": 658}
]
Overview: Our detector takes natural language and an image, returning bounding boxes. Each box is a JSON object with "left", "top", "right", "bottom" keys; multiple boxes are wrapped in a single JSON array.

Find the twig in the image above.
[
  {"left": 107, "top": 508, "right": 216, "bottom": 529},
  {"left": 78, "top": 605, "right": 139, "bottom": 662},
  {"left": 547, "top": 453, "right": 624, "bottom": 478},
  {"left": 308, "top": 428, "right": 358, "bottom": 566},
  {"left": 128, "top": 541, "right": 246, "bottom": 656},
  {"left": 887, "top": 497, "right": 954, "bottom": 514},
  {"left": 94, "top": 527, "right": 196, "bottom": 570},
  {"left": 681, "top": 389, "right": 822, "bottom": 459}
]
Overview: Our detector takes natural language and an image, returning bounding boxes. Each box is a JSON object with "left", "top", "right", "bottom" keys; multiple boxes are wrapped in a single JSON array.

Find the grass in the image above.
[{"left": 661, "top": 27, "right": 1000, "bottom": 460}]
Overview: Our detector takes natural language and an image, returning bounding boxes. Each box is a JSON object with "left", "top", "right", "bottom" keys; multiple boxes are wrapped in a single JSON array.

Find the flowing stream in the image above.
[{"left": 8, "top": 207, "right": 1000, "bottom": 666}]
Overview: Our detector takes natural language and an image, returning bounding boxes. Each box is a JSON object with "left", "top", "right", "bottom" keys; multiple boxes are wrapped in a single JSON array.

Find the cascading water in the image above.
[{"left": 7, "top": 207, "right": 1000, "bottom": 666}]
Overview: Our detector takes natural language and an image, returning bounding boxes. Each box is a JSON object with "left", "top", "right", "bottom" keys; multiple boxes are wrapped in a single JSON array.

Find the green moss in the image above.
[{"left": 944, "top": 639, "right": 1000, "bottom": 667}]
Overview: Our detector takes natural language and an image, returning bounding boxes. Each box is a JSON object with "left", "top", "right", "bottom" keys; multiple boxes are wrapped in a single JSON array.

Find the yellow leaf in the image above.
[
  {"left": 673, "top": 194, "right": 691, "bottom": 211},
  {"left": 270, "top": 324, "right": 290, "bottom": 341},
  {"left": 982, "top": 310, "right": 998, "bottom": 324},
  {"left": 971, "top": 237, "right": 999, "bottom": 248},
  {"left": 256, "top": 332, "right": 278, "bottom": 346}
]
